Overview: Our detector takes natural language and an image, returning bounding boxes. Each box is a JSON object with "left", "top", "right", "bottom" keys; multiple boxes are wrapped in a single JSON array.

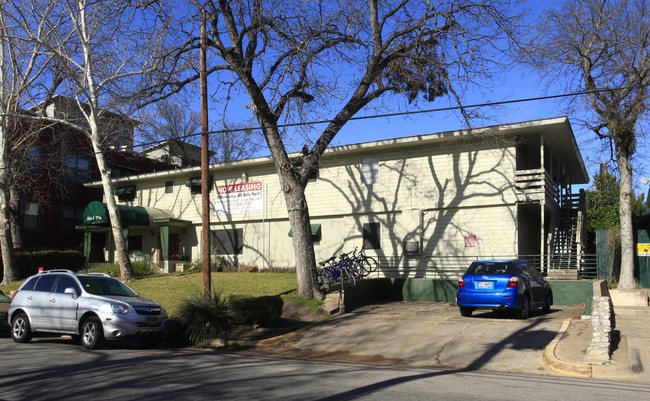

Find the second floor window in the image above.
[
  {"left": 61, "top": 206, "right": 84, "bottom": 233},
  {"left": 361, "top": 157, "right": 379, "bottom": 185},
  {"left": 25, "top": 147, "right": 42, "bottom": 174},
  {"left": 21, "top": 201, "right": 40, "bottom": 230},
  {"left": 65, "top": 156, "right": 91, "bottom": 182}
]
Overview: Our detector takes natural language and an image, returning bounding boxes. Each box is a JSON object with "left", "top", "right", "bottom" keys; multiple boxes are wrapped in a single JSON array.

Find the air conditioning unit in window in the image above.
[{"left": 403, "top": 241, "right": 420, "bottom": 255}]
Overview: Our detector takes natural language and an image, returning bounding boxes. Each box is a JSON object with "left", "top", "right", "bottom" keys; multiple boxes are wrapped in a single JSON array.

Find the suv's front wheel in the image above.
[
  {"left": 81, "top": 316, "right": 105, "bottom": 349},
  {"left": 11, "top": 313, "right": 32, "bottom": 343}
]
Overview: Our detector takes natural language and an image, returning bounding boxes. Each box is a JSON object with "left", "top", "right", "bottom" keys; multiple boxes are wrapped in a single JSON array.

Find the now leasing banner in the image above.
[{"left": 214, "top": 181, "right": 263, "bottom": 215}]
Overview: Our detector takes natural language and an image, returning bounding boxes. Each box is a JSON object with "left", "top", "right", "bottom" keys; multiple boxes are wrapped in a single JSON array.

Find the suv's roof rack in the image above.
[
  {"left": 82, "top": 272, "right": 111, "bottom": 277},
  {"left": 39, "top": 269, "right": 74, "bottom": 274}
]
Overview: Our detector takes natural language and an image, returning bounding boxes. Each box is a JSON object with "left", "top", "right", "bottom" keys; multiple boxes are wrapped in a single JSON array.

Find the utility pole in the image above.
[{"left": 200, "top": 10, "right": 211, "bottom": 299}]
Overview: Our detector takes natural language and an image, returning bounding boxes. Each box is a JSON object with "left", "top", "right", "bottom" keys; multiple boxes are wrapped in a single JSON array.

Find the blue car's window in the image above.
[{"left": 467, "top": 262, "right": 515, "bottom": 275}]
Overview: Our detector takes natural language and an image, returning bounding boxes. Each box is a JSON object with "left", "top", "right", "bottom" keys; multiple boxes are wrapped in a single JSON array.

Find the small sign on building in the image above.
[
  {"left": 464, "top": 232, "right": 477, "bottom": 248},
  {"left": 638, "top": 243, "right": 650, "bottom": 256}
]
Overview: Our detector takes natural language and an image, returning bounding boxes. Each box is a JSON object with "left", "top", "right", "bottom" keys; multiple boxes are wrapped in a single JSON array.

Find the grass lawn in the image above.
[
  {"left": 130, "top": 272, "right": 300, "bottom": 315},
  {"left": 1, "top": 272, "right": 319, "bottom": 317}
]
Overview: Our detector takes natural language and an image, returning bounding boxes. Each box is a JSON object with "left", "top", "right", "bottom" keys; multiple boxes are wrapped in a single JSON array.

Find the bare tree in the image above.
[
  {"left": 139, "top": 98, "right": 262, "bottom": 165},
  {"left": 0, "top": 0, "right": 62, "bottom": 283},
  {"left": 164, "top": 0, "right": 522, "bottom": 300},
  {"left": 521, "top": 0, "right": 650, "bottom": 290},
  {"left": 211, "top": 121, "right": 262, "bottom": 163},
  {"left": 12, "top": 0, "right": 178, "bottom": 281}
]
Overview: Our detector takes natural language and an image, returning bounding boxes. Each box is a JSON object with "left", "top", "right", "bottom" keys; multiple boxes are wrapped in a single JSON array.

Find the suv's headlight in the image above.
[{"left": 111, "top": 303, "right": 133, "bottom": 314}]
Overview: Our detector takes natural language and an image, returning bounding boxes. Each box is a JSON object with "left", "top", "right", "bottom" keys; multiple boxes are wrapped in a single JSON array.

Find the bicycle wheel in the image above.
[
  {"left": 360, "top": 256, "right": 378, "bottom": 275},
  {"left": 342, "top": 267, "right": 357, "bottom": 287}
]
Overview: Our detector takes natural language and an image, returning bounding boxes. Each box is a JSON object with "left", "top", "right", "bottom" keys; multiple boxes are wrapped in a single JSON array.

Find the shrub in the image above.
[
  {"left": 87, "top": 262, "right": 153, "bottom": 278},
  {"left": 264, "top": 266, "right": 296, "bottom": 274},
  {"left": 228, "top": 295, "right": 283, "bottom": 326},
  {"left": 131, "top": 261, "right": 154, "bottom": 277},
  {"left": 238, "top": 264, "right": 258, "bottom": 273},
  {"left": 211, "top": 255, "right": 234, "bottom": 272},
  {"left": 175, "top": 291, "right": 231, "bottom": 344},
  {"left": 13, "top": 250, "right": 85, "bottom": 279}
]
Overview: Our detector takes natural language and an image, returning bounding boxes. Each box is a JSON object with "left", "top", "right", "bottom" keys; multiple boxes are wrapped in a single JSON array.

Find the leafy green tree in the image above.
[{"left": 585, "top": 168, "right": 645, "bottom": 250}]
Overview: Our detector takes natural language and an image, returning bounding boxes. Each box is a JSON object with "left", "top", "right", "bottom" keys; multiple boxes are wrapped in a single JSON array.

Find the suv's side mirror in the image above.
[{"left": 64, "top": 287, "right": 78, "bottom": 299}]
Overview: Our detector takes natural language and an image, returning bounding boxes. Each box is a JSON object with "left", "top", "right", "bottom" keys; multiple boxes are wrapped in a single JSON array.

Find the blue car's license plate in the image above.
[{"left": 477, "top": 281, "right": 492, "bottom": 289}]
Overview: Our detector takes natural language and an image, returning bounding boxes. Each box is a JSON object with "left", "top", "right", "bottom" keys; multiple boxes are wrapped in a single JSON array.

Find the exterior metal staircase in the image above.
[{"left": 547, "top": 191, "right": 586, "bottom": 279}]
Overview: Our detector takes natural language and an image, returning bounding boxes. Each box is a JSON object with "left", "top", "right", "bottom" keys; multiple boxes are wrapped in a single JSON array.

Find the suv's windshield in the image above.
[
  {"left": 77, "top": 276, "right": 137, "bottom": 297},
  {"left": 466, "top": 262, "right": 516, "bottom": 275}
]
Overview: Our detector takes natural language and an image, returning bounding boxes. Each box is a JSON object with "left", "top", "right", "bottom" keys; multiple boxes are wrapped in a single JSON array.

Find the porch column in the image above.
[
  {"left": 107, "top": 231, "right": 114, "bottom": 263},
  {"left": 83, "top": 231, "right": 92, "bottom": 268},
  {"left": 160, "top": 225, "right": 170, "bottom": 260}
]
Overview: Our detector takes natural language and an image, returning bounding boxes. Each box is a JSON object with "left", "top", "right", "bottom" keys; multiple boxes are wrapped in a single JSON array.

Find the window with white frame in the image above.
[
  {"left": 21, "top": 201, "right": 40, "bottom": 230},
  {"left": 361, "top": 157, "right": 379, "bottom": 185}
]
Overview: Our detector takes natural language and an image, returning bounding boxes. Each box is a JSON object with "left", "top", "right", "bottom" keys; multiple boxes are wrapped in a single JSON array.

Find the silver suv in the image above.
[{"left": 8, "top": 270, "right": 167, "bottom": 349}]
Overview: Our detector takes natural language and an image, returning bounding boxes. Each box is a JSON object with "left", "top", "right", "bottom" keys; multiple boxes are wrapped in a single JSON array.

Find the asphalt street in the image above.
[{"left": 1, "top": 336, "right": 650, "bottom": 401}]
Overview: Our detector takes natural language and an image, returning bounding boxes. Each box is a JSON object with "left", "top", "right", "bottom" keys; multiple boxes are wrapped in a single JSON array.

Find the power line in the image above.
[{"left": 131, "top": 83, "right": 649, "bottom": 150}]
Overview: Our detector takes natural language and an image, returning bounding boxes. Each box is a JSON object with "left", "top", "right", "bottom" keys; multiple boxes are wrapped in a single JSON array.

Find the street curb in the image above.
[
  {"left": 542, "top": 318, "right": 592, "bottom": 378},
  {"left": 591, "top": 336, "right": 644, "bottom": 379}
]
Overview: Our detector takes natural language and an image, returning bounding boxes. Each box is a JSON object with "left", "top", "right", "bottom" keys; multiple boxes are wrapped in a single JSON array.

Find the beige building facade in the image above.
[{"left": 80, "top": 117, "right": 589, "bottom": 278}]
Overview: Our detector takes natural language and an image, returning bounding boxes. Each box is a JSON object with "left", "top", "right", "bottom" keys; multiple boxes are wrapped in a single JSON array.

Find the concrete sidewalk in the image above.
[{"left": 548, "top": 305, "right": 649, "bottom": 382}]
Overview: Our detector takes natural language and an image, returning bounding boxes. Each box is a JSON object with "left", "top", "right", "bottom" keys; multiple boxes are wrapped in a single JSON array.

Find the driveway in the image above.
[{"left": 262, "top": 302, "right": 585, "bottom": 375}]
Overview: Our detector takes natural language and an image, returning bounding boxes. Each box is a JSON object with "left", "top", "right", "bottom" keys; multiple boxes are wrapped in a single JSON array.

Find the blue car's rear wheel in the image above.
[
  {"left": 459, "top": 306, "right": 473, "bottom": 317},
  {"left": 516, "top": 296, "right": 530, "bottom": 319}
]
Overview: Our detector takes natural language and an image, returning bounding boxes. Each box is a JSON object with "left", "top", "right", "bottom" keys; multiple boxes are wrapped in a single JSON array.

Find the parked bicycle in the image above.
[{"left": 317, "top": 247, "right": 379, "bottom": 289}]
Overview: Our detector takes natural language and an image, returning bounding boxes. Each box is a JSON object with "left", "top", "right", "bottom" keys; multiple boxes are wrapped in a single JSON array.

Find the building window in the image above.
[
  {"left": 21, "top": 201, "right": 40, "bottom": 230},
  {"left": 210, "top": 229, "right": 243, "bottom": 255},
  {"left": 64, "top": 156, "right": 91, "bottom": 182},
  {"left": 165, "top": 181, "right": 173, "bottom": 193},
  {"left": 25, "top": 147, "right": 42, "bottom": 174},
  {"left": 111, "top": 168, "right": 133, "bottom": 179},
  {"left": 61, "top": 206, "right": 84, "bottom": 233},
  {"left": 363, "top": 223, "right": 381, "bottom": 249},
  {"left": 115, "top": 186, "right": 136, "bottom": 202},
  {"left": 361, "top": 157, "right": 379, "bottom": 185},
  {"left": 186, "top": 176, "right": 212, "bottom": 195}
]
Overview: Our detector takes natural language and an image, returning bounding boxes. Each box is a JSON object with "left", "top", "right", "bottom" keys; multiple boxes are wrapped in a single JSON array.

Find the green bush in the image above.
[
  {"left": 175, "top": 291, "right": 231, "bottom": 344},
  {"left": 132, "top": 261, "right": 154, "bottom": 277},
  {"left": 228, "top": 295, "right": 284, "bottom": 326},
  {"left": 87, "top": 262, "right": 154, "bottom": 278},
  {"left": 13, "top": 250, "right": 85, "bottom": 279}
]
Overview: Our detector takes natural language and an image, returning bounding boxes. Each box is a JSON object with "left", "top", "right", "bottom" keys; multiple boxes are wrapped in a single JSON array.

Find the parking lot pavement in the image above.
[{"left": 291, "top": 302, "right": 584, "bottom": 375}]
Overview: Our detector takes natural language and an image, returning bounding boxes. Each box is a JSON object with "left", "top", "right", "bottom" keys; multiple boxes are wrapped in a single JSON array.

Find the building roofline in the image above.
[{"left": 87, "top": 116, "right": 588, "bottom": 186}]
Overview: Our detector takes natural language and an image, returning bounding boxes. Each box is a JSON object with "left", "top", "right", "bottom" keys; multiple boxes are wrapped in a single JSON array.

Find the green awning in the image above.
[
  {"left": 185, "top": 176, "right": 212, "bottom": 187},
  {"left": 114, "top": 186, "right": 135, "bottom": 196},
  {"left": 185, "top": 177, "right": 202, "bottom": 187},
  {"left": 82, "top": 201, "right": 174, "bottom": 227},
  {"left": 288, "top": 224, "right": 321, "bottom": 238}
]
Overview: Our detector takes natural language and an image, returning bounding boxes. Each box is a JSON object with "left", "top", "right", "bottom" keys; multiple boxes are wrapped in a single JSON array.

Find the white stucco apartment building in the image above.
[{"left": 79, "top": 116, "right": 589, "bottom": 278}]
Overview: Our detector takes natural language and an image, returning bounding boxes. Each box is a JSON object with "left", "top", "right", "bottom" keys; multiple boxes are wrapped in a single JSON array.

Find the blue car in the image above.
[{"left": 456, "top": 259, "right": 552, "bottom": 319}]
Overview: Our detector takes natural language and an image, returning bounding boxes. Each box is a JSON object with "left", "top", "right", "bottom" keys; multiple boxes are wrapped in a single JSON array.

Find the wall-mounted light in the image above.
[{"left": 242, "top": 172, "right": 248, "bottom": 181}]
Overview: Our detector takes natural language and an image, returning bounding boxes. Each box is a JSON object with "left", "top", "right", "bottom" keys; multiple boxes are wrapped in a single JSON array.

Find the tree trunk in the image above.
[
  {"left": 278, "top": 167, "right": 323, "bottom": 300},
  {"left": 91, "top": 139, "right": 135, "bottom": 282},
  {"left": 616, "top": 139, "right": 635, "bottom": 289},
  {"left": 9, "top": 185, "right": 23, "bottom": 249},
  {"left": 0, "top": 187, "right": 18, "bottom": 284}
]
